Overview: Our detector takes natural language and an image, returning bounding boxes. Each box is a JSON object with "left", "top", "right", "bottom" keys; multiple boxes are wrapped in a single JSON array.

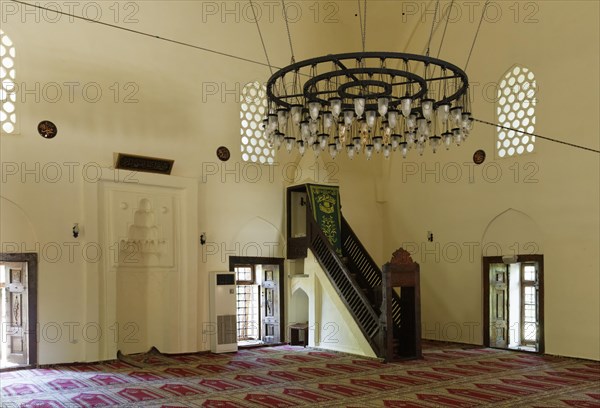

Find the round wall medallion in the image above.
[
  {"left": 38, "top": 120, "right": 58, "bottom": 139},
  {"left": 216, "top": 146, "right": 231, "bottom": 162},
  {"left": 473, "top": 149, "right": 486, "bottom": 165}
]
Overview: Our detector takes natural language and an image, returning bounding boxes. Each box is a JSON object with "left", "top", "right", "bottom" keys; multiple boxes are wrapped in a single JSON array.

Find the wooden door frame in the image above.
[
  {"left": 0, "top": 253, "right": 38, "bottom": 368},
  {"left": 228, "top": 256, "right": 285, "bottom": 344},
  {"left": 483, "top": 255, "right": 544, "bottom": 353}
]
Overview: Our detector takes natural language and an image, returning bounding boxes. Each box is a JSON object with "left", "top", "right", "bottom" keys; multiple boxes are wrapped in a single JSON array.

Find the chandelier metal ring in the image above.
[
  {"left": 263, "top": 51, "right": 473, "bottom": 159},
  {"left": 266, "top": 52, "right": 469, "bottom": 110}
]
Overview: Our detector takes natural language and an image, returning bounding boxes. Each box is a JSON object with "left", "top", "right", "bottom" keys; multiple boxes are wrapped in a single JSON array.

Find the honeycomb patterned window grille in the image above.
[
  {"left": 496, "top": 66, "right": 537, "bottom": 158},
  {"left": 0, "top": 30, "right": 17, "bottom": 134},
  {"left": 240, "top": 81, "right": 274, "bottom": 164}
]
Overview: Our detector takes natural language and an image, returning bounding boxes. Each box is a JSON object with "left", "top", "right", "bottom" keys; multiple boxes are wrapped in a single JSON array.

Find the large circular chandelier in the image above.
[{"left": 264, "top": 52, "right": 473, "bottom": 159}]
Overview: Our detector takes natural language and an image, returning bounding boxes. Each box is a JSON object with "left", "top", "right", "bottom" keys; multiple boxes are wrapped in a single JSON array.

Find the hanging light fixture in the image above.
[{"left": 263, "top": 53, "right": 472, "bottom": 159}]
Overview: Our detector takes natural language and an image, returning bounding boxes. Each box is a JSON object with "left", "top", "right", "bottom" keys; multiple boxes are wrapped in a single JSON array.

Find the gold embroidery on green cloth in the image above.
[{"left": 307, "top": 184, "right": 342, "bottom": 256}]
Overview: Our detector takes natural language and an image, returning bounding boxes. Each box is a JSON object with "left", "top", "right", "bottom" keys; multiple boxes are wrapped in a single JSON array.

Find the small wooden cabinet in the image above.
[{"left": 289, "top": 323, "right": 308, "bottom": 346}]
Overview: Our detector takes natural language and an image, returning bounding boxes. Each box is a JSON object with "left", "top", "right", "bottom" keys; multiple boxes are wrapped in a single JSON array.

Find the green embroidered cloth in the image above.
[{"left": 307, "top": 184, "right": 342, "bottom": 256}]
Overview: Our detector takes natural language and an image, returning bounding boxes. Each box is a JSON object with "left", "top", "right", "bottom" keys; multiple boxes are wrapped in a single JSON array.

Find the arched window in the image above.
[
  {"left": 240, "top": 81, "right": 274, "bottom": 164},
  {"left": 0, "top": 29, "right": 16, "bottom": 134},
  {"left": 496, "top": 66, "right": 537, "bottom": 157}
]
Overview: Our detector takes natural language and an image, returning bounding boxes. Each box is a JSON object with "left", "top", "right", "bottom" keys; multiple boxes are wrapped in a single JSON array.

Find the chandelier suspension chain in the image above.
[
  {"left": 281, "top": 0, "right": 296, "bottom": 63},
  {"left": 426, "top": 0, "right": 441, "bottom": 57},
  {"left": 357, "top": 0, "right": 365, "bottom": 52},
  {"left": 249, "top": 0, "right": 274, "bottom": 75},
  {"left": 362, "top": 0, "right": 368, "bottom": 53},
  {"left": 473, "top": 119, "right": 600, "bottom": 154},
  {"left": 436, "top": 0, "right": 455, "bottom": 59},
  {"left": 464, "top": 0, "right": 490, "bottom": 71}
]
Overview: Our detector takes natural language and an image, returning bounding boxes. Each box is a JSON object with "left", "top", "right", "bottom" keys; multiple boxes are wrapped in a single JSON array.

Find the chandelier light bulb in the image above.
[
  {"left": 417, "top": 142, "right": 425, "bottom": 156},
  {"left": 421, "top": 99, "right": 434, "bottom": 120},
  {"left": 365, "top": 110, "right": 377, "bottom": 128},
  {"left": 466, "top": 118, "right": 474, "bottom": 131},
  {"left": 334, "top": 136, "right": 342, "bottom": 152},
  {"left": 437, "top": 103, "right": 450, "bottom": 123},
  {"left": 387, "top": 109, "right": 399, "bottom": 129},
  {"left": 268, "top": 114, "right": 278, "bottom": 132},
  {"left": 359, "top": 118, "right": 368, "bottom": 134},
  {"left": 442, "top": 131, "right": 452, "bottom": 150},
  {"left": 309, "top": 119, "right": 319, "bottom": 135},
  {"left": 297, "top": 140, "right": 306, "bottom": 155},
  {"left": 285, "top": 136, "right": 295, "bottom": 153},
  {"left": 450, "top": 106, "right": 462, "bottom": 126},
  {"left": 391, "top": 134, "right": 401, "bottom": 150},
  {"left": 400, "top": 141, "right": 408, "bottom": 158},
  {"left": 343, "top": 109, "right": 355, "bottom": 127},
  {"left": 417, "top": 117, "right": 428, "bottom": 134},
  {"left": 354, "top": 97, "right": 366, "bottom": 117},
  {"left": 406, "top": 131, "right": 416, "bottom": 147},
  {"left": 313, "top": 145, "right": 321, "bottom": 158},
  {"left": 329, "top": 97, "right": 342, "bottom": 118},
  {"left": 407, "top": 114, "right": 417, "bottom": 131},
  {"left": 308, "top": 101, "right": 321, "bottom": 120},
  {"left": 353, "top": 136, "right": 362, "bottom": 151},
  {"left": 452, "top": 127, "right": 462, "bottom": 146},
  {"left": 300, "top": 120, "right": 310, "bottom": 139},
  {"left": 277, "top": 108, "right": 289, "bottom": 130},
  {"left": 429, "top": 135, "right": 441, "bottom": 153},
  {"left": 377, "top": 97, "right": 389, "bottom": 117},
  {"left": 329, "top": 143, "right": 337, "bottom": 158},
  {"left": 290, "top": 104, "right": 303, "bottom": 126},
  {"left": 383, "top": 144, "right": 391, "bottom": 159},
  {"left": 323, "top": 111, "right": 334, "bottom": 130},
  {"left": 365, "top": 144, "right": 374, "bottom": 160},
  {"left": 347, "top": 144, "right": 355, "bottom": 159},
  {"left": 401, "top": 96, "right": 412, "bottom": 118},
  {"left": 382, "top": 120, "right": 392, "bottom": 137},
  {"left": 318, "top": 133, "right": 328, "bottom": 150},
  {"left": 274, "top": 131, "right": 284, "bottom": 149},
  {"left": 373, "top": 136, "right": 383, "bottom": 152}
]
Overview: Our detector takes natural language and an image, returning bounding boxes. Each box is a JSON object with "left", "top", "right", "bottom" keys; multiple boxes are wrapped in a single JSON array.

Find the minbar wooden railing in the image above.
[
  {"left": 306, "top": 213, "right": 382, "bottom": 356},
  {"left": 288, "top": 185, "right": 421, "bottom": 361}
]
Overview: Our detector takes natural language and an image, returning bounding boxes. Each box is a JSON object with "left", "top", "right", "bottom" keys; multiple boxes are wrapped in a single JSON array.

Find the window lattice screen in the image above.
[
  {"left": 240, "top": 81, "right": 274, "bottom": 164},
  {"left": 496, "top": 66, "right": 537, "bottom": 158},
  {"left": 0, "top": 30, "right": 16, "bottom": 134}
]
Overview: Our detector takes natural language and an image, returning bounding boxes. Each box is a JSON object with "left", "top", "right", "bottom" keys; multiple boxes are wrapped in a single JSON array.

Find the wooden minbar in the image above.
[{"left": 381, "top": 248, "right": 422, "bottom": 361}]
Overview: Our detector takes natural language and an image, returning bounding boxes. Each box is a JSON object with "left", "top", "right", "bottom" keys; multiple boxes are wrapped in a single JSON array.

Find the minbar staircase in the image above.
[{"left": 287, "top": 185, "right": 421, "bottom": 361}]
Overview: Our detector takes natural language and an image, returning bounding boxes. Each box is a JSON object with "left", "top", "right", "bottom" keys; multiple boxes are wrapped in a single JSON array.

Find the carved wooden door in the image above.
[
  {"left": 1, "top": 262, "right": 28, "bottom": 366},
  {"left": 489, "top": 263, "right": 508, "bottom": 348},
  {"left": 261, "top": 269, "right": 280, "bottom": 344}
]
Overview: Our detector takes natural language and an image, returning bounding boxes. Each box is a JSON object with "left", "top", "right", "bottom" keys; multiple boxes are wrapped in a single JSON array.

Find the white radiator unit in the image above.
[{"left": 209, "top": 271, "right": 238, "bottom": 353}]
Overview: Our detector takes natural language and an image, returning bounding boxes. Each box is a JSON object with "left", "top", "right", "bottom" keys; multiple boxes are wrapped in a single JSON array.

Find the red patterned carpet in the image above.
[{"left": 1, "top": 341, "right": 599, "bottom": 407}]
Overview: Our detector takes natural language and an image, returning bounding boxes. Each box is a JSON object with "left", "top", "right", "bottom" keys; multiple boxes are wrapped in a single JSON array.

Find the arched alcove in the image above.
[
  {"left": 230, "top": 216, "right": 285, "bottom": 259},
  {"left": 481, "top": 208, "right": 544, "bottom": 257},
  {"left": 289, "top": 287, "right": 309, "bottom": 326},
  {"left": 0, "top": 196, "right": 37, "bottom": 249}
]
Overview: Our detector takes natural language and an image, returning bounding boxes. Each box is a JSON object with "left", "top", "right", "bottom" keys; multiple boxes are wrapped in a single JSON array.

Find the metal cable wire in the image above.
[
  {"left": 357, "top": 0, "right": 365, "bottom": 52},
  {"left": 473, "top": 118, "right": 600, "bottom": 154},
  {"left": 436, "top": 0, "right": 455, "bottom": 59},
  {"left": 426, "top": 0, "right": 440, "bottom": 57},
  {"left": 8, "top": 0, "right": 277, "bottom": 69},
  {"left": 249, "top": 0, "right": 274, "bottom": 75},
  {"left": 281, "top": 0, "right": 296, "bottom": 63},
  {"left": 465, "top": 0, "right": 490, "bottom": 71}
]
